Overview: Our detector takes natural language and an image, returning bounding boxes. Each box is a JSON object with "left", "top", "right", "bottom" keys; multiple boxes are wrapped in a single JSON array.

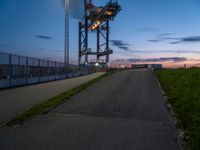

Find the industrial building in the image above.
[{"left": 132, "top": 64, "right": 162, "bottom": 69}]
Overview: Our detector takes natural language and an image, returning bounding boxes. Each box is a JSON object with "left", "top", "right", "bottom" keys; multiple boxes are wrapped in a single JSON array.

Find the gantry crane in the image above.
[{"left": 78, "top": 0, "right": 121, "bottom": 67}]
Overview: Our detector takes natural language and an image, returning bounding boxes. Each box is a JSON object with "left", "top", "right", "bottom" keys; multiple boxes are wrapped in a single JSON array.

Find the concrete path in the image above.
[
  {"left": 0, "top": 73, "right": 104, "bottom": 125},
  {"left": 0, "top": 69, "right": 180, "bottom": 150}
]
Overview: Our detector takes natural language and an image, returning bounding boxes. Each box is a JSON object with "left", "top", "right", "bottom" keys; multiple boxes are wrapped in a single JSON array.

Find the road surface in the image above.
[
  {"left": 0, "top": 69, "right": 180, "bottom": 150},
  {"left": 0, "top": 72, "right": 104, "bottom": 125}
]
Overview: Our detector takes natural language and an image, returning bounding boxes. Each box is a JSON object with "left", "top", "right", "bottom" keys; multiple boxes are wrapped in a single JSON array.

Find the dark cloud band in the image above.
[
  {"left": 114, "top": 57, "right": 188, "bottom": 63},
  {"left": 110, "top": 40, "right": 131, "bottom": 51},
  {"left": 36, "top": 35, "right": 52, "bottom": 40},
  {"left": 148, "top": 34, "right": 200, "bottom": 44},
  {"left": 170, "top": 36, "right": 200, "bottom": 44},
  {"left": 126, "top": 50, "right": 200, "bottom": 54}
]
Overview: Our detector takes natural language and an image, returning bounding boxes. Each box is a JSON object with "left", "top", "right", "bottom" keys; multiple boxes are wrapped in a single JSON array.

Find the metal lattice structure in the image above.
[
  {"left": 79, "top": 0, "right": 121, "bottom": 67},
  {"left": 64, "top": 0, "right": 69, "bottom": 74}
]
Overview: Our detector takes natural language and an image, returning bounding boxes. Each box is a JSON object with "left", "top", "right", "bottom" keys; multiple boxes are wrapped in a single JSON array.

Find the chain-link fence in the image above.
[{"left": 0, "top": 52, "right": 86, "bottom": 89}]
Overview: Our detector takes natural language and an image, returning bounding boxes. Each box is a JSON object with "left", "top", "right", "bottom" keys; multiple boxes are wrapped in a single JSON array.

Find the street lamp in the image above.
[{"left": 95, "top": 62, "right": 99, "bottom": 67}]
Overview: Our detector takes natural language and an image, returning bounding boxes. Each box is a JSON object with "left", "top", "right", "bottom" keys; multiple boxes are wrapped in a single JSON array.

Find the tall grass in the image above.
[{"left": 156, "top": 68, "right": 200, "bottom": 150}]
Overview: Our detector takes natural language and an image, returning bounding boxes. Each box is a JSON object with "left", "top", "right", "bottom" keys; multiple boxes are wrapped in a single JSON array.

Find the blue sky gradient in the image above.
[{"left": 0, "top": 0, "right": 200, "bottom": 64}]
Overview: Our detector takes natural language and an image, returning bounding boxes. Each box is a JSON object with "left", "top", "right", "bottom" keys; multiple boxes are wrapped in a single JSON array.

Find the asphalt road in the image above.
[
  {"left": 0, "top": 73, "right": 104, "bottom": 125},
  {"left": 0, "top": 69, "right": 180, "bottom": 150}
]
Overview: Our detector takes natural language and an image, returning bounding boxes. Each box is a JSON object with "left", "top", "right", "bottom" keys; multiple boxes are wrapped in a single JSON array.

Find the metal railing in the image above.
[{"left": 0, "top": 52, "right": 92, "bottom": 89}]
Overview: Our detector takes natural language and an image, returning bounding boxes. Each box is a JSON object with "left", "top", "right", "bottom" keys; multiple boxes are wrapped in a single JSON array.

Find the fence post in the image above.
[
  {"left": 47, "top": 60, "right": 50, "bottom": 81},
  {"left": 9, "top": 54, "right": 12, "bottom": 88},
  {"left": 54, "top": 61, "right": 56, "bottom": 80},
  {"left": 25, "top": 57, "right": 28, "bottom": 85},
  {"left": 38, "top": 59, "right": 41, "bottom": 83},
  {"left": 59, "top": 63, "right": 61, "bottom": 78}
]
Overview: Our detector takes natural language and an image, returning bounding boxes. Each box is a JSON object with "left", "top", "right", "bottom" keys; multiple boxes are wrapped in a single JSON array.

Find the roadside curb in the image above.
[{"left": 153, "top": 70, "right": 184, "bottom": 150}]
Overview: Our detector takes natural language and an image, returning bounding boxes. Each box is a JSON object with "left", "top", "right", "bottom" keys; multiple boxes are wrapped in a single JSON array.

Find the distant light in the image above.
[
  {"left": 95, "top": 62, "right": 99, "bottom": 66},
  {"left": 105, "top": 11, "right": 113, "bottom": 16}
]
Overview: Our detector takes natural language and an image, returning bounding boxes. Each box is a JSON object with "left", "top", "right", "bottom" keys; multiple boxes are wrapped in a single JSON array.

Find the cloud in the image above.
[
  {"left": 147, "top": 40, "right": 161, "bottom": 42},
  {"left": 110, "top": 40, "right": 200, "bottom": 54},
  {"left": 114, "top": 49, "right": 200, "bottom": 54},
  {"left": 53, "top": 50, "right": 62, "bottom": 53},
  {"left": 159, "top": 33, "right": 175, "bottom": 36},
  {"left": 118, "top": 46, "right": 130, "bottom": 51},
  {"left": 182, "top": 36, "right": 200, "bottom": 42},
  {"left": 148, "top": 34, "right": 200, "bottom": 44},
  {"left": 110, "top": 40, "right": 131, "bottom": 51},
  {"left": 159, "top": 57, "right": 187, "bottom": 62},
  {"left": 114, "top": 57, "right": 188, "bottom": 63},
  {"left": 148, "top": 33, "right": 176, "bottom": 43},
  {"left": 170, "top": 50, "right": 200, "bottom": 54},
  {"left": 170, "top": 36, "right": 200, "bottom": 44},
  {"left": 36, "top": 35, "right": 53, "bottom": 40}
]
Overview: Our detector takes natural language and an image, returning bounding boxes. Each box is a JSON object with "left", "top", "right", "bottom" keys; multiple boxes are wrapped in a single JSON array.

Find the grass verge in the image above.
[
  {"left": 6, "top": 71, "right": 116, "bottom": 127},
  {"left": 156, "top": 68, "right": 200, "bottom": 150}
]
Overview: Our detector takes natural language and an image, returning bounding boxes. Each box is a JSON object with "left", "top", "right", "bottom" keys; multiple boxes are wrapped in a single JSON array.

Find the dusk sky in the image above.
[{"left": 0, "top": 0, "right": 200, "bottom": 66}]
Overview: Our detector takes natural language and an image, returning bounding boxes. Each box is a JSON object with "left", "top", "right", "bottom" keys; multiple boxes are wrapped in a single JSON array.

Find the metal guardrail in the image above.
[{"left": 0, "top": 52, "right": 93, "bottom": 89}]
